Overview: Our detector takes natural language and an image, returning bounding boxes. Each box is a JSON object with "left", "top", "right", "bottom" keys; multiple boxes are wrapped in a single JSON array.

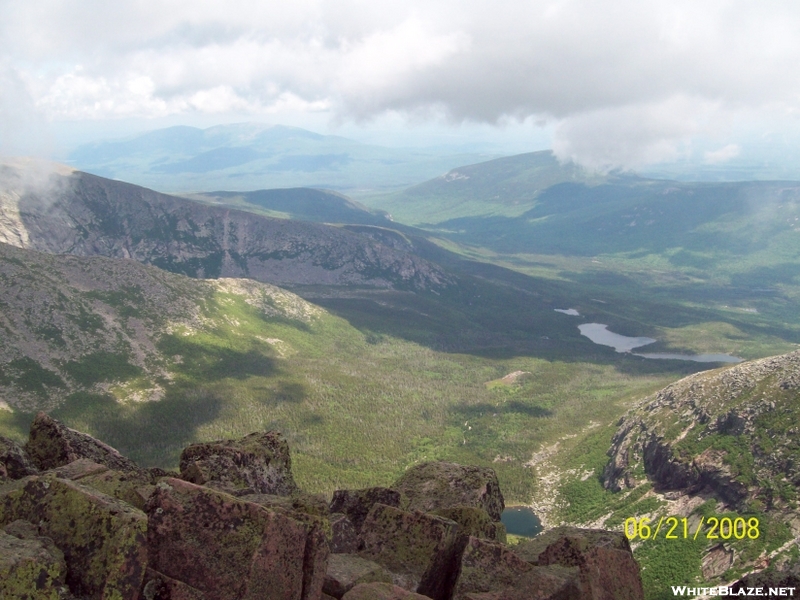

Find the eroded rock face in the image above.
[
  {"left": 0, "top": 474, "right": 148, "bottom": 600},
  {"left": 391, "top": 462, "right": 505, "bottom": 522},
  {"left": 145, "top": 477, "right": 324, "bottom": 600},
  {"left": 179, "top": 431, "right": 298, "bottom": 496},
  {"left": 26, "top": 411, "right": 141, "bottom": 472}
]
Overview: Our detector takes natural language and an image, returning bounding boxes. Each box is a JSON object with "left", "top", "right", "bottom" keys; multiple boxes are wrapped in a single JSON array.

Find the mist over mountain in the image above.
[{"left": 65, "top": 123, "right": 497, "bottom": 194}]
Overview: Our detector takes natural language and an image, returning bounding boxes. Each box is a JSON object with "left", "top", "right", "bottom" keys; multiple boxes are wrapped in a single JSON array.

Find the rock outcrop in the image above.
[
  {"left": 602, "top": 350, "right": 800, "bottom": 510},
  {"left": 0, "top": 414, "right": 646, "bottom": 600}
]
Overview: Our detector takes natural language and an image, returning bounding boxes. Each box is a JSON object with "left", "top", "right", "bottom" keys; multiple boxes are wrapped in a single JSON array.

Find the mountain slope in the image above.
[
  {"left": 65, "top": 123, "right": 494, "bottom": 193},
  {"left": 366, "top": 151, "right": 604, "bottom": 224},
  {"left": 0, "top": 163, "right": 451, "bottom": 291}
]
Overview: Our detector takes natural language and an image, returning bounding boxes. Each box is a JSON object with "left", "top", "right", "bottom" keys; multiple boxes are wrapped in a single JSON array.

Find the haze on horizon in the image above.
[{"left": 3, "top": 0, "right": 800, "bottom": 180}]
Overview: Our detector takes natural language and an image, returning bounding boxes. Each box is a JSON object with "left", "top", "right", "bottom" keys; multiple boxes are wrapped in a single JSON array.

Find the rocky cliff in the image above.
[
  {"left": 0, "top": 162, "right": 452, "bottom": 291},
  {"left": 603, "top": 349, "right": 800, "bottom": 511},
  {"left": 1, "top": 413, "right": 645, "bottom": 600}
]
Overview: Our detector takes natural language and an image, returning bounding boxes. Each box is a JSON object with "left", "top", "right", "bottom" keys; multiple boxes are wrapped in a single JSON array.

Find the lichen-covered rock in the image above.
[
  {"left": 358, "top": 503, "right": 465, "bottom": 600},
  {"left": 146, "top": 477, "right": 326, "bottom": 600},
  {"left": 323, "top": 553, "right": 392, "bottom": 598},
  {"left": 25, "top": 412, "right": 140, "bottom": 472},
  {"left": 0, "top": 529, "right": 66, "bottom": 600},
  {"left": 341, "top": 582, "right": 432, "bottom": 600},
  {"left": 0, "top": 436, "right": 38, "bottom": 481},
  {"left": 53, "top": 458, "right": 156, "bottom": 510},
  {"left": 391, "top": 462, "right": 504, "bottom": 521},
  {"left": 179, "top": 431, "right": 297, "bottom": 495},
  {"left": 330, "top": 487, "right": 403, "bottom": 532},
  {"left": 330, "top": 513, "right": 359, "bottom": 554},
  {"left": 514, "top": 527, "right": 643, "bottom": 600},
  {"left": 432, "top": 507, "right": 506, "bottom": 543},
  {"left": 238, "top": 490, "right": 332, "bottom": 596},
  {"left": 0, "top": 474, "right": 148, "bottom": 600}
]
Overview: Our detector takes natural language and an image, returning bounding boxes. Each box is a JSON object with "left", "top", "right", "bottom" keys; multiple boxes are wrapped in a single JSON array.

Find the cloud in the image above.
[
  {"left": 2, "top": 1, "right": 800, "bottom": 169},
  {"left": 703, "top": 143, "right": 740, "bottom": 164}
]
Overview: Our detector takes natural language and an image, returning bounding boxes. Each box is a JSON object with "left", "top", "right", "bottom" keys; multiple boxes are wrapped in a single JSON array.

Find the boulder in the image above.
[
  {"left": 341, "top": 582, "right": 433, "bottom": 600},
  {"left": 0, "top": 436, "right": 38, "bottom": 481},
  {"left": 53, "top": 458, "right": 156, "bottom": 510},
  {"left": 432, "top": 507, "right": 506, "bottom": 543},
  {"left": 0, "top": 529, "right": 67, "bottom": 600},
  {"left": 0, "top": 474, "right": 148, "bottom": 600},
  {"left": 323, "top": 553, "right": 392, "bottom": 598},
  {"left": 329, "top": 487, "right": 403, "bottom": 531},
  {"left": 514, "top": 527, "right": 644, "bottom": 600},
  {"left": 145, "top": 477, "right": 326, "bottom": 600},
  {"left": 358, "top": 503, "right": 465, "bottom": 600},
  {"left": 238, "top": 490, "right": 332, "bottom": 597},
  {"left": 391, "top": 462, "right": 504, "bottom": 521},
  {"left": 25, "top": 412, "right": 140, "bottom": 472},
  {"left": 452, "top": 536, "right": 581, "bottom": 600},
  {"left": 330, "top": 513, "right": 359, "bottom": 554},
  {"left": 179, "top": 431, "right": 297, "bottom": 496}
]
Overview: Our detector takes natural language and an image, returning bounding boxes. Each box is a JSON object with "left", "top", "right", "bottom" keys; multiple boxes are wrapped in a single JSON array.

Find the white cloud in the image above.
[
  {"left": 703, "top": 143, "right": 741, "bottom": 164},
  {"left": 2, "top": 1, "right": 800, "bottom": 169}
]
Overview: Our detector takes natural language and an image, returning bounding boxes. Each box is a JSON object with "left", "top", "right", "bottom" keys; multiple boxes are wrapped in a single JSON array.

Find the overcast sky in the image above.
[{"left": 2, "top": 0, "right": 800, "bottom": 173}]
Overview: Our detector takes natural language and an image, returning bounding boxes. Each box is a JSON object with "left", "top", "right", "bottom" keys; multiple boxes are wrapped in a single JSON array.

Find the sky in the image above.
[{"left": 3, "top": 0, "right": 800, "bottom": 177}]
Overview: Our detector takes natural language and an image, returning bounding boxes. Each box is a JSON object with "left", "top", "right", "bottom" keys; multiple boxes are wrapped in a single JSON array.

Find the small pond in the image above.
[
  {"left": 578, "top": 323, "right": 742, "bottom": 363},
  {"left": 578, "top": 323, "right": 656, "bottom": 352},
  {"left": 554, "top": 308, "right": 580, "bottom": 316},
  {"left": 501, "top": 506, "right": 542, "bottom": 538}
]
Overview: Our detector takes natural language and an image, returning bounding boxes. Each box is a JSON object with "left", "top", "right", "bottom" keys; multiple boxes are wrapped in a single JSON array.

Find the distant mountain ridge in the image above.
[
  {"left": 65, "top": 122, "right": 496, "bottom": 193},
  {"left": 0, "top": 163, "right": 452, "bottom": 292},
  {"left": 189, "top": 187, "right": 391, "bottom": 226}
]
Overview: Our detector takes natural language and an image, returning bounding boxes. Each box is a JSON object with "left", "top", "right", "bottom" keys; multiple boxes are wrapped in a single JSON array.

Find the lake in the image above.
[
  {"left": 578, "top": 323, "right": 742, "bottom": 363},
  {"left": 501, "top": 506, "right": 542, "bottom": 537}
]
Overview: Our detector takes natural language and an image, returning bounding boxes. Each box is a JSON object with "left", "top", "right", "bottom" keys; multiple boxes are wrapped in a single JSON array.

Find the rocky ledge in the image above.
[{"left": 1, "top": 412, "right": 645, "bottom": 599}]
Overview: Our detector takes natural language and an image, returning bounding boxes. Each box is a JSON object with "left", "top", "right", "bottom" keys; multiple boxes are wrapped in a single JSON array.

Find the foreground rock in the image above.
[
  {"left": 0, "top": 525, "right": 67, "bottom": 600},
  {"left": 392, "top": 462, "right": 505, "bottom": 521},
  {"left": 0, "top": 414, "right": 646, "bottom": 600},
  {"left": 26, "top": 411, "right": 141, "bottom": 472},
  {"left": 0, "top": 436, "right": 38, "bottom": 482},
  {"left": 514, "top": 526, "right": 644, "bottom": 600},
  {"left": 179, "top": 431, "right": 298, "bottom": 496},
  {"left": 146, "top": 477, "right": 326, "bottom": 600},
  {"left": 0, "top": 475, "right": 148, "bottom": 599}
]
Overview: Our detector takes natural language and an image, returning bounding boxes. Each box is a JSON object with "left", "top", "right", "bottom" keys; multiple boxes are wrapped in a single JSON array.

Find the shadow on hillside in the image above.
[{"left": 451, "top": 401, "right": 553, "bottom": 419}]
